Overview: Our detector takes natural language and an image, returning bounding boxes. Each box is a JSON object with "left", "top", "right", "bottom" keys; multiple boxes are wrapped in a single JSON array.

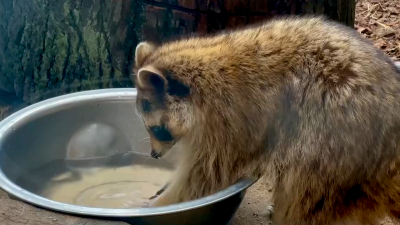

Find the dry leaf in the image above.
[
  {"left": 374, "top": 39, "right": 388, "bottom": 49},
  {"left": 375, "top": 27, "right": 395, "bottom": 37},
  {"left": 356, "top": 0, "right": 399, "bottom": 61}
]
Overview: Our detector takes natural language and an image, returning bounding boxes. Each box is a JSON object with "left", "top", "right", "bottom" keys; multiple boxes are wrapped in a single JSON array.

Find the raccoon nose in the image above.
[{"left": 150, "top": 149, "right": 162, "bottom": 159}]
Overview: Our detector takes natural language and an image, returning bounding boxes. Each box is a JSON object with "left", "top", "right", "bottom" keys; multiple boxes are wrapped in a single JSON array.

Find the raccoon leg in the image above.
[
  {"left": 149, "top": 162, "right": 219, "bottom": 207},
  {"left": 272, "top": 189, "right": 363, "bottom": 225},
  {"left": 382, "top": 173, "right": 400, "bottom": 221},
  {"left": 149, "top": 165, "right": 195, "bottom": 207},
  {"left": 264, "top": 203, "right": 274, "bottom": 220},
  {"left": 389, "top": 210, "right": 400, "bottom": 219},
  {"left": 271, "top": 173, "right": 382, "bottom": 225}
]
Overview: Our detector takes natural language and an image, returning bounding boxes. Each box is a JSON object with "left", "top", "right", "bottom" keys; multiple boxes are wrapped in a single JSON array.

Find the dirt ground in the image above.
[{"left": 231, "top": 178, "right": 274, "bottom": 225}]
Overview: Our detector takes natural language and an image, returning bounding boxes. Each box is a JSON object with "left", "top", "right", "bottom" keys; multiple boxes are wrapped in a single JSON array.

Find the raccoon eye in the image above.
[
  {"left": 149, "top": 126, "right": 173, "bottom": 142},
  {"left": 142, "top": 99, "right": 152, "bottom": 113}
]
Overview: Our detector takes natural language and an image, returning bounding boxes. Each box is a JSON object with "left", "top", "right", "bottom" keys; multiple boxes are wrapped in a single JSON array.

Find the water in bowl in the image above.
[
  {"left": 42, "top": 164, "right": 172, "bottom": 208},
  {"left": 15, "top": 122, "right": 175, "bottom": 209},
  {"left": 16, "top": 157, "right": 173, "bottom": 209}
]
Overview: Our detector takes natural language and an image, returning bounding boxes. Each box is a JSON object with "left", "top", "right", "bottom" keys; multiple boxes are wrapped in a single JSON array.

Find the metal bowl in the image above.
[{"left": 0, "top": 88, "right": 256, "bottom": 225}]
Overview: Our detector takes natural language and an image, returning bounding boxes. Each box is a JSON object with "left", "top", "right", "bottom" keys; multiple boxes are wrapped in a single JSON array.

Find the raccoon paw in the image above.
[
  {"left": 262, "top": 203, "right": 274, "bottom": 220},
  {"left": 267, "top": 204, "right": 274, "bottom": 215},
  {"left": 148, "top": 194, "right": 175, "bottom": 207}
]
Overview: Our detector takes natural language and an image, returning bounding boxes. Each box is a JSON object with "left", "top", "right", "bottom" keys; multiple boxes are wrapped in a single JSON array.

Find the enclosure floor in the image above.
[{"left": 231, "top": 177, "right": 273, "bottom": 225}]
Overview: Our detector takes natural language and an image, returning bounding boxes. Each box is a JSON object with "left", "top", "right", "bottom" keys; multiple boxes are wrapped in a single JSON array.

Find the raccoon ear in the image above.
[
  {"left": 135, "top": 42, "right": 156, "bottom": 67},
  {"left": 137, "top": 67, "right": 166, "bottom": 93}
]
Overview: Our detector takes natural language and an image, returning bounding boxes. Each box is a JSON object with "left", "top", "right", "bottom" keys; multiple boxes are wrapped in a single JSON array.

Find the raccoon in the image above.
[{"left": 133, "top": 16, "right": 400, "bottom": 224}]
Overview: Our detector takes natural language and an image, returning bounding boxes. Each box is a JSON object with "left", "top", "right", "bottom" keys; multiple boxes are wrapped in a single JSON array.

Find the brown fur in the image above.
[{"left": 133, "top": 16, "right": 400, "bottom": 225}]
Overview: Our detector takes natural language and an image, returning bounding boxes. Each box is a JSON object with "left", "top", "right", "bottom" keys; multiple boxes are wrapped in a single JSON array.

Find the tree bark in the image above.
[
  {"left": 0, "top": 0, "right": 145, "bottom": 104},
  {"left": 300, "top": 0, "right": 356, "bottom": 27},
  {"left": 0, "top": 0, "right": 356, "bottom": 105}
]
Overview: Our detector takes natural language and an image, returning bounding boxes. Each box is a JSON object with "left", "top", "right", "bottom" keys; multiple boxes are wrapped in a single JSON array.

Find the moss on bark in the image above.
[
  {"left": 0, "top": 0, "right": 145, "bottom": 103},
  {"left": 0, "top": 0, "right": 355, "bottom": 105}
]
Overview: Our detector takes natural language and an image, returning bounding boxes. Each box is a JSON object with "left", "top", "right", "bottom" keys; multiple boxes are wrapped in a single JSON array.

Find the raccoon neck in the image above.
[
  {"left": 182, "top": 110, "right": 268, "bottom": 187},
  {"left": 182, "top": 82, "right": 300, "bottom": 185}
]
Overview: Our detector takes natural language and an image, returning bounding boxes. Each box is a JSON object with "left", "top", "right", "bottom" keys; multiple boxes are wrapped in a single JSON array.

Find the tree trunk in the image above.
[
  {"left": 300, "top": 0, "right": 356, "bottom": 27},
  {"left": 0, "top": 0, "right": 356, "bottom": 106}
]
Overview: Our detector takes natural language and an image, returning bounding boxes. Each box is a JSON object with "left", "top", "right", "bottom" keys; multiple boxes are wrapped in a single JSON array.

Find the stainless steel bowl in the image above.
[{"left": 0, "top": 88, "right": 256, "bottom": 225}]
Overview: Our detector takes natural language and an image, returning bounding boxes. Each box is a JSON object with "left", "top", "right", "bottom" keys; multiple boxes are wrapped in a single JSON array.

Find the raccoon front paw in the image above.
[
  {"left": 149, "top": 194, "right": 176, "bottom": 207},
  {"left": 149, "top": 194, "right": 158, "bottom": 200},
  {"left": 262, "top": 203, "right": 274, "bottom": 220},
  {"left": 267, "top": 204, "right": 274, "bottom": 215}
]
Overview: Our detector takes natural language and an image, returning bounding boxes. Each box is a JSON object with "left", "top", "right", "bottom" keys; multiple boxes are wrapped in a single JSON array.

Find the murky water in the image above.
[
  {"left": 13, "top": 122, "right": 175, "bottom": 209},
  {"left": 16, "top": 155, "right": 174, "bottom": 209},
  {"left": 41, "top": 165, "right": 172, "bottom": 208}
]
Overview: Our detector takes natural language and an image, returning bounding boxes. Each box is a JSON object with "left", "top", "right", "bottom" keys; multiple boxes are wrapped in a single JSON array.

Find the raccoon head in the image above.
[{"left": 134, "top": 42, "right": 193, "bottom": 159}]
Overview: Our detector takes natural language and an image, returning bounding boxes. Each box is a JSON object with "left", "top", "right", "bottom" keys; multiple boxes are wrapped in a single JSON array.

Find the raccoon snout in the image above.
[{"left": 150, "top": 149, "right": 162, "bottom": 159}]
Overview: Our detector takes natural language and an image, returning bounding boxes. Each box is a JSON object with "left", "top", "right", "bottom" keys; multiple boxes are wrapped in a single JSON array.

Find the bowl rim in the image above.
[{"left": 0, "top": 88, "right": 257, "bottom": 217}]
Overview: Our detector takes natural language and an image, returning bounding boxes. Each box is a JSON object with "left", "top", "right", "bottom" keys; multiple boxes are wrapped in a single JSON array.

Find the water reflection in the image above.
[{"left": 67, "top": 123, "right": 131, "bottom": 160}]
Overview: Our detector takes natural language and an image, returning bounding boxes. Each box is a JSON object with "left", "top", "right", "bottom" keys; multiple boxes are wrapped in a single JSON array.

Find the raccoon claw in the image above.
[
  {"left": 155, "top": 188, "right": 165, "bottom": 196},
  {"left": 267, "top": 204, "right": 274, "bottom": 215},
  {"left": 149, "top": 194, "right": 158, "bottom": 200},
  {"left": 149, "top": 182, "right": 170, "bottom": 200},
  {"left": 262, "top": 203, "right": 274, "bottom": 220},
  {"left": 154, "top": 182, "right": 170, "bottom": 197}
]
